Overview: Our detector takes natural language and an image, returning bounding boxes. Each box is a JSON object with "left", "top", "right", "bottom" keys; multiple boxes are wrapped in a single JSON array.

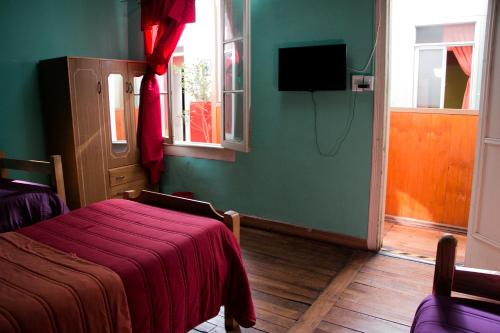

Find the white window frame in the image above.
[
  {"left": 157, "top": 74, "right": 171, "bottom": 140},
  {"left": 220, "top": 0, "right": 251, "bottom": 152},
  {"left": 167, "top": 51, "right": 191, "bottom": 145},
  {"left": 413, "top": 24, "right": 476, "bottom": 109},
  {"left": 161, "top": 0, "right": 251, "bottom": 153}
]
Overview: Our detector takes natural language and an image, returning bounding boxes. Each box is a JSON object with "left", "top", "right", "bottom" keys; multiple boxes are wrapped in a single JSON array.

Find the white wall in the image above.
[{"left": 389, "top": 0, "right": 489, "bottom": 109}]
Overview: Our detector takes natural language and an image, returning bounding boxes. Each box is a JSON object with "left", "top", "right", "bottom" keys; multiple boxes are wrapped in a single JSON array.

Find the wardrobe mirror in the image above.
[{"left": 107, "top": 73, "right": 128, "bottom": 154}]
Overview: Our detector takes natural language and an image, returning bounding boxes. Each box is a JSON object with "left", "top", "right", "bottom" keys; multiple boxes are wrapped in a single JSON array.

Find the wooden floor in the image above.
[
  {"left": 311, "top": 254, "right": 433, "bottom": 333},
  {"left": 383, "top": 221, "right": 467, "bottom": 263},
  {"left": 192, "top": 227, "right": 438, "bottom": 333}
]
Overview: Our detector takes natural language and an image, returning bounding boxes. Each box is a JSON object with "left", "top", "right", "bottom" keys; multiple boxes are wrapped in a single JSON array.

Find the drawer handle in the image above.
[{"left": 115, "top": 176, "right": 125, "bottom": 181}]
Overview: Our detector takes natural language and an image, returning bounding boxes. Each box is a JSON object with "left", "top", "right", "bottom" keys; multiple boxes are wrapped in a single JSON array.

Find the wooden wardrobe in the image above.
[{"left": 39, "top": 57, "right": 152, "bottom": 209}]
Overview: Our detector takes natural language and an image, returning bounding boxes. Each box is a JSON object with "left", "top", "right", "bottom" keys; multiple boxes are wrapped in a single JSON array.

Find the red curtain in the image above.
[
  {"left": 449, "top": 46, "right": 473, "bottom": 109},
  {"left": 138, "top": 0, "right": 195, "bottom": 184}
]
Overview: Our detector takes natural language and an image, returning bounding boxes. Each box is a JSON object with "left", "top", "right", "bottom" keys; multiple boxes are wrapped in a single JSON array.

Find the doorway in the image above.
[{"left": 377, "top": 0, "right": 489, "bottom": 262}]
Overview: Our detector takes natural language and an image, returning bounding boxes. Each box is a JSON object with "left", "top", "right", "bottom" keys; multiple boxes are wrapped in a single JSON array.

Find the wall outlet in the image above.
[{"left": 351, "top": 75, "right": 374, "bottom": 92}]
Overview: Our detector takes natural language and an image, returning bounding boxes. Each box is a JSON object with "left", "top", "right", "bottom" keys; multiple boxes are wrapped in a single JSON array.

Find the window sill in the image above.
[{"left": 163, "top": 143, "right": 236, "bottom": 162}]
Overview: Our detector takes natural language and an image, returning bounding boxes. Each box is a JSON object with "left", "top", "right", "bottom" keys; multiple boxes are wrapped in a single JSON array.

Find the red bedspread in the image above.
[{"left": 19, "top": 199, "right": 255, "bottom": 333}]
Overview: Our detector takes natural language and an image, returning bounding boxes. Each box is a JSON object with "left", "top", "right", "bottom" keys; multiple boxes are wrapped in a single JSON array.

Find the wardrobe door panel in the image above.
[
  {"left": 68, "top": 58, "right": 108, "bottom": 206},
  {"left": 102, "top": 60, "right": 135, "bottom": 168},
  {"left": 127, "top": 61, "right": 147, "bottom": 163}
]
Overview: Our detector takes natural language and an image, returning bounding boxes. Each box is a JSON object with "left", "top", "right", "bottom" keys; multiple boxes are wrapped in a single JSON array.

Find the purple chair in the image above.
[{"left": 411, "top": 235, "right": 500, "bottom": 332}]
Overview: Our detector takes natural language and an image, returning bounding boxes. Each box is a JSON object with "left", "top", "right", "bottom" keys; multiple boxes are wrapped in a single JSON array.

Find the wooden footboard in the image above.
[
  {"left": 0, "top": 152, "right": 66, "bottom": 202},
  {"left": 123, "top": 190, "right": 242, "bottom": 332},
  {"left": 123, "top": 190, "right": 240, "bottom": 242},
  {"left": 434, "top": 234, "right": 500, "bottom": 301}
]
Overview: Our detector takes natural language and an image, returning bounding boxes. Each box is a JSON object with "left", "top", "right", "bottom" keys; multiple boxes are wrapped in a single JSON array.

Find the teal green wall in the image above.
[
  {"left": 160, "top": 0, "right": 375, "bottom": 239},
  {"left": 127, "top": 0, "right": 144, "bottom": 61},
  {"left": 0, "top": 0, "right": 128, "bottom": 167}
]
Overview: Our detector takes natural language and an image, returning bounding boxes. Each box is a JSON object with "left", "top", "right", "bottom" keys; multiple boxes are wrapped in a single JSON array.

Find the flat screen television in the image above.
[{"left": 278, "top": 44, "right": 346, "bottom": 91}]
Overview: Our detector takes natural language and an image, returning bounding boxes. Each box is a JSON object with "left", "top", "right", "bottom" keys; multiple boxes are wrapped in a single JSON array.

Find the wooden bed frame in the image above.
[
  {"left": 434, "top": 234, "right": 500, "bottom": 302},
  {"left": 0, "top": 152, "right": 66, "bottom": 202},
  {"left": 124, "top": 189, "right": 242, "bottom": 332}
]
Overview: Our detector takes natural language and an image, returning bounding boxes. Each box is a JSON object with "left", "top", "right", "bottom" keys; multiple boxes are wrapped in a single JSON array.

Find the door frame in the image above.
[
  {"left": 367, "top": 0, "right": 389, "bottom": 250},
  {"left": 367, "top": 0, "right": 496, "bottom": 251},
  {"left": 465, "top": 0, "right": 498, "bottom": 266}
]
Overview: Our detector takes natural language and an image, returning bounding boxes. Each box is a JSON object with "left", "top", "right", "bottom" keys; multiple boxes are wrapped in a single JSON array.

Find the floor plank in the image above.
[
  {"left": 323, "top": 307, "right": 410, "bottom": 333},
  {"left": 382, "top": 222, "right": 467, "bottom": 262},
  {"left": 314, "top": 321, "right": 363, "bottom": 333},
  {"left": 337, "top": 282, "right": 422, "bottom": 326}
]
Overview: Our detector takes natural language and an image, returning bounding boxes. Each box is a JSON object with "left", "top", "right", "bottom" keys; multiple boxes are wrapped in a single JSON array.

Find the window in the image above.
[
  {"left": 414, "top": 23, "right": 475, "bottom": 109},
  {"left": 162, "top": 0, "right": 251, "bottom": 152}
]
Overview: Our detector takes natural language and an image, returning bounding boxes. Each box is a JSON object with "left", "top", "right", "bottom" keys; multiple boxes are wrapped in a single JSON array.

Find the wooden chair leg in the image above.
[{"left": 224, "top": 308, "right": 240, "bottom": 332}]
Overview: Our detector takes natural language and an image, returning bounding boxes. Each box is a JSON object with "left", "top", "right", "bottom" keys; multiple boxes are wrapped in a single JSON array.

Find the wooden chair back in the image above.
[{"left": 434, "top": 234, "right": 500, "bottom": 301}]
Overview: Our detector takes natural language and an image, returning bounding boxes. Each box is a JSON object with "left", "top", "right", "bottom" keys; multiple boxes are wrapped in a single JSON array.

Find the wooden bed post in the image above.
[
  {"left": 50, "top": 155, "right": 66, "bottom": 202},
  {"left": 433, "top": 234, "right": 457, "bottom": 297},
  {"left": 224, "top": 311, "right": 240, "bottom": 332},
  {"left": 0, "top": 151, "right": 7, "bottom": 179},
  {"left": 223, "top": 210, "right": 241, "bottom": 332},
  {"left": 224, "top": 211, "right": 240, "bottom": 243}
]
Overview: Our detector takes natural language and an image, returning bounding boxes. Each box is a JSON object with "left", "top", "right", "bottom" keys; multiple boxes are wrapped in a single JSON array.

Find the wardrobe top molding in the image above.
[{"left": 41, "top": 56, "right": 146, "bottom": 65}]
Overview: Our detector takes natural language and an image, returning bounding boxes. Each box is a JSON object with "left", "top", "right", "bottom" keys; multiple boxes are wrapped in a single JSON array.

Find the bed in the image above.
[
  {"left": 0, "top": 190, "right": 255, "bottom": 333},
  {"left": 0, "top": 152, "right": 69, "bottom": 232}
]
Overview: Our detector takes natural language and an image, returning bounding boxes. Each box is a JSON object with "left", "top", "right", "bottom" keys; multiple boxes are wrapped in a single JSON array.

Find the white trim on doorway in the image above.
[
  {"left": 465, "top": 0, "right": 497, "bottom": 267},
  {"left": 367, "top": 0, "right": 389, "bottom": 251}
]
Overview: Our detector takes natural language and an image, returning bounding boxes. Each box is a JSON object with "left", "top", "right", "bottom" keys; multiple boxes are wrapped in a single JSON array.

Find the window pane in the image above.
[
  {"left": 417, "top": 49, "right": 444, "bottom": 108},
  {"left": 224, "top": 40, "right": 244, "bottom": 91},
  {"left": 133, "top": 75, "right": 143, "bottom": 132},
  {"left": 416, "top": 23, "right": 475, "bottom": 44},
  {"left": 224, "top": 0, "right": 244, "bottom": 40},
  {"left": 133, "top": 75, "right": 143, "bottom": 94},
  {"left": 224, "top": 92, "right": 244, "bottom": 141},
  {"left": 444, "top": 49, "right": 470, "bottom": 109},
  {"left": 107, "top": 74, "right": 128, "bottom": 154},
  {"left": 134, "top": 95, "right": 140, "bottom": 129},
  {"left": 156, "top": 74, "right": 168, "bottom": 93}
]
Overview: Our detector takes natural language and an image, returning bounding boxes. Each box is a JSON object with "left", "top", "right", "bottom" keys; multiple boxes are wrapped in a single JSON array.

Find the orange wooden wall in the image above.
[{"left": 385, "top": 110, "right": 478, "bottom": 228}]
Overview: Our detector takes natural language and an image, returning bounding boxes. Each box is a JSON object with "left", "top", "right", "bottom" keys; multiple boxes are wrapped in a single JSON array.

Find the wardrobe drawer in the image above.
[
  {"left": 109, "top": 164, "right": 147, "bottom": 187},
  {"left": 110, "top": 178, "right": 149, "bottom": 199}
]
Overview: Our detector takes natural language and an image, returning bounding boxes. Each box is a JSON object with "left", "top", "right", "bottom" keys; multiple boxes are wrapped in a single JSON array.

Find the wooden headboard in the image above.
[{"left": 0, "top": 152, "right": 66, "bottom": 202}]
